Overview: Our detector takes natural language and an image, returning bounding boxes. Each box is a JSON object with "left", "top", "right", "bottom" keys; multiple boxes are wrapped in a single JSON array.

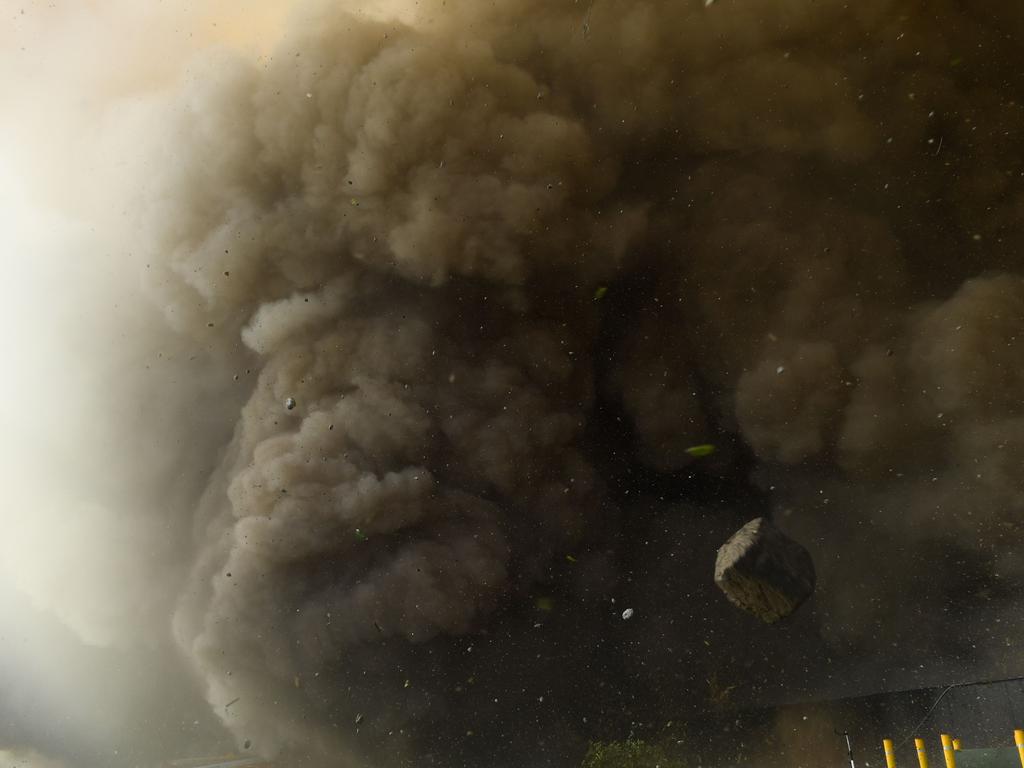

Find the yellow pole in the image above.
[
  {"left": 916, "top": 738, "right": 930, "bottom": 768},
  {"left": 941, "top": 734, "right": 956, "bottom": 768},
  {"left": 1014, "top": 729, "right": 1024, "bottom": 768},
  {"left": 884, "top": 739, "right": 897, "bottom": 768},
  {"left": 953, "top": 739, "right": 961, "bottom": 752}
]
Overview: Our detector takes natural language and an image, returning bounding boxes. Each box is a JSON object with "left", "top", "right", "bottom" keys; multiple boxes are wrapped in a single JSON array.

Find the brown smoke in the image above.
[{"left": 6, "top": 0, "right": 1024, "bottom": 765}]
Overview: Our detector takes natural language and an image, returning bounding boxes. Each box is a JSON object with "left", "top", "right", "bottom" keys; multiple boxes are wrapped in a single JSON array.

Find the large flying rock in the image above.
[{"left": 714, "top": 517, "right": 816, "bottom": 623}]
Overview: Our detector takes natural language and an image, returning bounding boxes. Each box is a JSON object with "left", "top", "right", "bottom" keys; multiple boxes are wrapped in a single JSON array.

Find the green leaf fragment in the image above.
[{"left": 685, "top": 444, "right": 716, "bottom": 458}]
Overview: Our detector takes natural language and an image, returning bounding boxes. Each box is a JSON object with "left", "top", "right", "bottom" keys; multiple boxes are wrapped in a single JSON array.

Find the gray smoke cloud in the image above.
[
  {"left": 6, "top": 0, "right": 1024, "bottom": 765},
  {"left": 0, "top": 749, "right": 68, "bottom": 768}
]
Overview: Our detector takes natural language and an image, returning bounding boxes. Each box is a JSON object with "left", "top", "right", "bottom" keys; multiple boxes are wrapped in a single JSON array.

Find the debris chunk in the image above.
[
  {"left": 714, "top": 517, "right": 815, "bottom": 623},
  {"left": 284, "top": 397, "right": 297, "bottom": 410},
  {"left": 621, "top": 607, "right": 634, "bottom": 620}
]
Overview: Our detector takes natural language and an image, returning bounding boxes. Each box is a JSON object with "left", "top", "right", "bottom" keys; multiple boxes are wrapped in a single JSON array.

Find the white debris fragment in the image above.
[
  {"left": 284, "top": 397, "right": 297, "bottom": 410},
  {"left": 621, "top": 607, "right": 634, "bottom": 620}
]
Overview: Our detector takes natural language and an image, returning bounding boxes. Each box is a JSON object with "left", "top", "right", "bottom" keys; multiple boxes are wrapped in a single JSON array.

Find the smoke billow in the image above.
[{"left": 7, "top": 0, "right": 1024, "bottom": 765}]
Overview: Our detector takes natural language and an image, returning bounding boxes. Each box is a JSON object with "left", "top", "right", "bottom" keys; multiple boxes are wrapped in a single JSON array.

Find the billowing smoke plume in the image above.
[{"left": 6, "top": 0, "right": 1024, "bottom": 765}]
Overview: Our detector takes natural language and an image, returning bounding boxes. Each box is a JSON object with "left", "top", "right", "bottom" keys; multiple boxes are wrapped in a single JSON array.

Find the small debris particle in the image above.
[
  {"left": 594, "top": 285, "right": 608, "bottom": 300},
  {"left": 566, "top": 554, "right": 577, "bottom": 563},
  {"left": 285, "top": 397, "right": 297, "bottom": 410},
  {"left": 685, "top": 444, "right": 716, "bottom": 458},
  {"left": 355, "top": 528, "right": 367, "bottom": 541},
  {"left": 355, "top": 713, "right": 364, "bottom": 725},
  {"left": 621, "top": 608, "right": 635, "bottom": 620},
  {"left": 243, "top": 739, "right": 251, "bottom": 750},
  {"left": 535, "top": 596, "right": 554, "bottom": 612},
  {"left": 776, "top": 365, "right": 785, "bottom": 374},
  {"left": 225, "top": 697, "right": 240, "bottom": 709}
]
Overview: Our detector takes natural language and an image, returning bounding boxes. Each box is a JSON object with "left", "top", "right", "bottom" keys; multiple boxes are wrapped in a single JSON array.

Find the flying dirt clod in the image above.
[{"left": 714, "top": 517, "right": 816, "bottom": 624}]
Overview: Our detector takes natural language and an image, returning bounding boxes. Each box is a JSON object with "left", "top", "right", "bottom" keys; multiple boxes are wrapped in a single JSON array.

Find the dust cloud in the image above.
[{"left": 3, "top": 0, "right": 1024, "bottom": 766}]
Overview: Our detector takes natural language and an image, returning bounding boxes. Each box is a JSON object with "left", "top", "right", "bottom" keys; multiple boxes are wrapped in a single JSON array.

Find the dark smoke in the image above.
[{"left": 8, "top": 0, "right": 1024, "bottom": 765}]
